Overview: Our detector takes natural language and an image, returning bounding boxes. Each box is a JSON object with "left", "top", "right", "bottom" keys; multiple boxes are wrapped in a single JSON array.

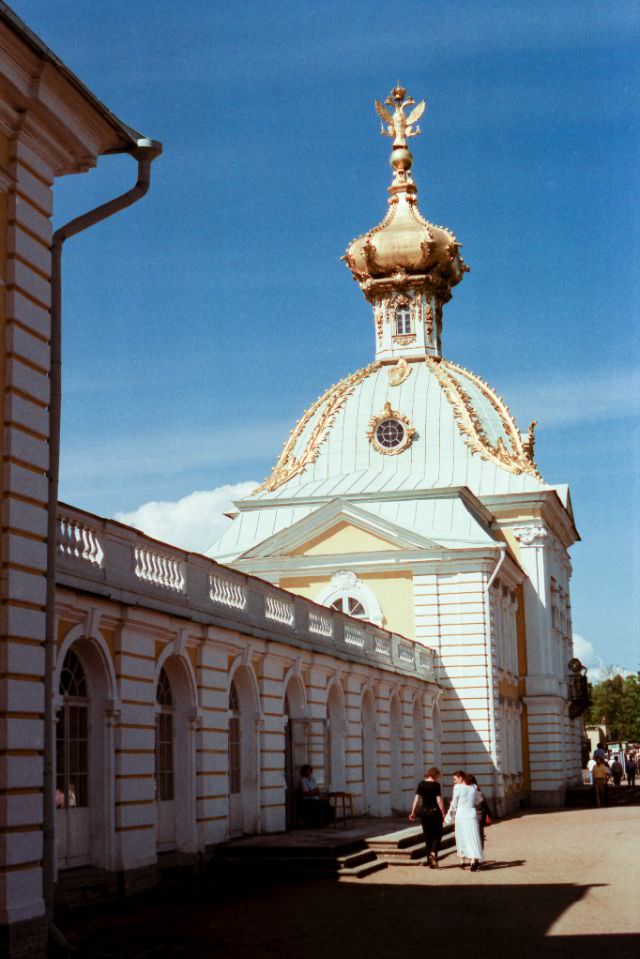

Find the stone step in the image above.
[
  {"left": 337, "top": 848, "right": 378, "bottom": 869},
  {"left": 218, "top": 854, "right": 344, "bottom": 876},
  {"left": 365, "top": 823, "right": 455, "bottom": 864},
  {"left": 339, "top": 858, "right": 388, "bottom": 879}
]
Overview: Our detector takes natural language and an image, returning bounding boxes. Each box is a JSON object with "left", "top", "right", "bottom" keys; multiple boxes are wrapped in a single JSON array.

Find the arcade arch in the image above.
[
  {"left": 154, "top": 653, "right": 198, "bottom": 852},
  {"left": 326, "top": 680, "right": 346, "bottom": 791},
  {"left": 227, "top": 663, "right": 260, "bottom": 837},
  {"left": 389, "top": 692, "right": 404, "bottom": 811},
  {"left": 54, "top": 632, "right": 116, "bottom": 872},
  {"left": 361, "top": 687, "right": 378, "bottom": 814}
]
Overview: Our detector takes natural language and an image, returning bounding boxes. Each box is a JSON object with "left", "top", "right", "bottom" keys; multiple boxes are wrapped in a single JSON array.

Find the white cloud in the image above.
[
  {"left": 573, "top": 633, "right": 633, "bottom": 683},
  {"left": 114, "top": 481, "right": 258, "bottom": 554}
]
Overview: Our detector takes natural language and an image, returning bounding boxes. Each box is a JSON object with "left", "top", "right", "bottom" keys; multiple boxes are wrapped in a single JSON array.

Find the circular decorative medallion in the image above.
[{"left": 367, "top": 401, "right": 415, "bottom": 455}]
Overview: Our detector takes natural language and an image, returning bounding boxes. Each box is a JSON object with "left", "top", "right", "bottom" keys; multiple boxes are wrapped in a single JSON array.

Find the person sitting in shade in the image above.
[{"left": 299, "top": 764, "right": 335, "bottom": 827}]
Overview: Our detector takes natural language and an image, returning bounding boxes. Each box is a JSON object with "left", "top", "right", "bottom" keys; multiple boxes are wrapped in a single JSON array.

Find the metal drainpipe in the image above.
[
  {"left": 484, "top": 545, "right": 506, "bottom": 808},
  {"left": 43, "top": 139, "right": 162, "bottom": 921}
]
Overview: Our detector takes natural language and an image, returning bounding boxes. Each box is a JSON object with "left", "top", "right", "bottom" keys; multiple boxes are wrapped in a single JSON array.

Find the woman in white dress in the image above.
[{"left": 445, "top": 770, "right": 483, "bottom": 871}]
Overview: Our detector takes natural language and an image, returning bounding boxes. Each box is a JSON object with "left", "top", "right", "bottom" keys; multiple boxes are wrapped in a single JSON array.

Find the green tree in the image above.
[{"left": 586, "top": 672, "right": 640, "bottom": 742}]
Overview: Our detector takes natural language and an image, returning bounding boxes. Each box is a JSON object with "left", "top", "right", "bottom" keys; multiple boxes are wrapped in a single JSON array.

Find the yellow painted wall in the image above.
[
  {"left": 280, "top": 569, "right": 415, "bottom": 639},
  {"left": 292, "top": 521, "right": 401, "bottom": 556}
]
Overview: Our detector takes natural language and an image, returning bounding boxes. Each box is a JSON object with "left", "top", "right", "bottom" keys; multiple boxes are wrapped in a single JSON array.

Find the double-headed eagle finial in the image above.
[{"left": 375, "top": 85, "right": 426, "bottom": 148}]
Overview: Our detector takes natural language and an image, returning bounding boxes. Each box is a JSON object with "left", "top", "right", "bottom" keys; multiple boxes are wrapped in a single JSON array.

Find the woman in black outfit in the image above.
[{"left": 409, "top": 767, "right": 446, "bottom": 867}]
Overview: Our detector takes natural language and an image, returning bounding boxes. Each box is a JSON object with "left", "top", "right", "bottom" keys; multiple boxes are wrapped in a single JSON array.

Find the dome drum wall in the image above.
[{"left": 369, "top": 278, "right": 442, "bottom": 361}]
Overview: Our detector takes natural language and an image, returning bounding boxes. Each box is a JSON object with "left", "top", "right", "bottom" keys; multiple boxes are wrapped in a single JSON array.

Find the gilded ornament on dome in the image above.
[
  {"left": 375, "top": 86, "right": 426, "bottom": 148},
  {"left": 387, "top": 358, "right": 412, "bottom": 387},
  {"left": 256, "top": 362, "right": 381, "bottom": 493},
  {"left": 424, "top": 303, "right": 433, "bottom": 339},
  {"left": 427, "top": 357, "right": 543, "bottom": 480}
]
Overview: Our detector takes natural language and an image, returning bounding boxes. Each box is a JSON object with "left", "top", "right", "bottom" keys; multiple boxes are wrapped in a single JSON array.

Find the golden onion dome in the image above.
[{"left": 343, "top": 85, "right": 468, "bottom": 298}]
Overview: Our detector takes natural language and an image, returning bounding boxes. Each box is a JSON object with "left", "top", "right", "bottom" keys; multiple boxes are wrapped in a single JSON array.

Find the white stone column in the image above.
[
  {"left": 113, "top": 624, "right": 157, "bottom": 882},
  {"left": 256, "top": 654, "right": 286, "bottom": 833},
  {"left": 514, "top": 525, "right": 566, "bottom": 805}
]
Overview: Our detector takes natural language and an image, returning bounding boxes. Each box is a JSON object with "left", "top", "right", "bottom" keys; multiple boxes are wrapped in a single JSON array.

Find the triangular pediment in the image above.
[
  {"left": 292, "top": 520, "right": 402, "bottom": 556},
  {"left": 239, "top": 498, "right": 442, "bottom": 560}
]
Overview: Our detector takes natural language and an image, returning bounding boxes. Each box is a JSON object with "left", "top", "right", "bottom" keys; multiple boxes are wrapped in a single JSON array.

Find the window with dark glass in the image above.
[
  {"left": 375, "top": 418, "right": 405, "bottom": 449},
  {"left": 228, "top": 681, "right": 241, "bottom": 795},
  {"left": 330, "top": 596, "right": 366, "bottom": 617},
  {"left": 155, "top": 667, "right": 174, "bottom": 802},
  {"left": 56, "top": 649, "right": 89, "bottom": 808}
]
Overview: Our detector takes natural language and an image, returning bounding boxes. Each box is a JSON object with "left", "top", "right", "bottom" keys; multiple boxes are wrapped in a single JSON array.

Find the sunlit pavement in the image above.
[{"left": 60, "top": 806, "right": 640, "bottom": 959}]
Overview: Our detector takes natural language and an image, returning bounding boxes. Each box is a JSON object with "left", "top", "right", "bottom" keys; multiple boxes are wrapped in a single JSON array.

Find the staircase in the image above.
[
  {"left": 213, "top": 834, "right": 386, "bottom": 880},
  {"left": 213, "top": 820, "right": 458, "bottom": 881},
  {"left": 364, "top": 823, "right": 455, "bottom": 865}
]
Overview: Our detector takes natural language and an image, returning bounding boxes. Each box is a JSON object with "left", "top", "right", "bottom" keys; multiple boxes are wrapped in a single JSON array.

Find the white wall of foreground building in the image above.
[
  {"left": 0, "top": 10, "right": 158, "bottom": 957},
  {"left": 53, "top": 504, "right": 442, "bottom": 890}
]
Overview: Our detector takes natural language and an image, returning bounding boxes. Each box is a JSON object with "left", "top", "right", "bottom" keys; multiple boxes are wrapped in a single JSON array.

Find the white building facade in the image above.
[
  {"left": 210, "top": 86, "right": 584, "bottom": 814},
  {"left": 53, "top": 504, "right": 441, "bottom": 882}
]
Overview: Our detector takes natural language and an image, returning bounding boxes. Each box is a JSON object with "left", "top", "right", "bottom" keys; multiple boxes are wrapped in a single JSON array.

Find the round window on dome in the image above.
[
  {"left": 367, "top": 402, "right": 415, "bottom": 455},
  {"left": 375, "top": 418, "right": 405, "bottom": 449}
]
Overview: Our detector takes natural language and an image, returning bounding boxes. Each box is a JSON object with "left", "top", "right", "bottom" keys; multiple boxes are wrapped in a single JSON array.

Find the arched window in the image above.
[
  {"left": 329, "top": 595, "right": 366, "bottom": 618},
  {"left": 56, "top": 649, "right": 89, "bottom": 810},
  {"left": 228, "top": 681, "right": 241, "bottom": 795},
  {"left": 395, "top": 303, "right": 412, "bottom": 335},
  {"left": 155, "top": 667, "right": 174, "bottom": 802},
  {"left": 317, "top": 571, "right": 383, "bottom": 626}
]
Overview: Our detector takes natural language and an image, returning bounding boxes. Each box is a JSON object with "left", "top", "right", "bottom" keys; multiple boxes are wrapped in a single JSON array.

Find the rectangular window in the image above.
[
  {"left": 228, "top": 716, "right": 241, "bottom": 794},
  {"left": 156, "top": 712, "right": 175, "bottom": 801}
]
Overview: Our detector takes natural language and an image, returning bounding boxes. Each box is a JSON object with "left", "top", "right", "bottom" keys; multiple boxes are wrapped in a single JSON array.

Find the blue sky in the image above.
[{"left": 14, "top": 1, "right": 639, "bottom": 673}]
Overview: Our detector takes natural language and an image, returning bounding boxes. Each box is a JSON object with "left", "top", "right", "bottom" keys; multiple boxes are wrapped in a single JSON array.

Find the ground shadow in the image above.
[{"left": 57, "top": 873, "right": 640, "bottom": 959}]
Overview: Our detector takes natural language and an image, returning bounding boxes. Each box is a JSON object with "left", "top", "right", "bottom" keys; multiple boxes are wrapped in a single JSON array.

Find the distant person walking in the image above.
[
  {"left": 445, "top": 771, "right": 483, "bottom": 871},
  {"left": 624, "top": 754, "right": 636, "bottom": 787},
  {"left": 594, "top": 743, "right": 606, "bottom": 762},
  {"left": 409, "top": 767, "right": 446, "bottom": 868},
  {"left": 610, "top": 757, "right": 623, "bottom": 787},
  {"left": 592, "top": 756, "right": 609, "bottom": 807}
]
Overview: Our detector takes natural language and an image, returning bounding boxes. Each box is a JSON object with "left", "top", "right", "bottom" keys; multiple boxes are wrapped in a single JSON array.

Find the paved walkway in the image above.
[{"left": 60, "top": 806, "right": 640, "bottom": 959}]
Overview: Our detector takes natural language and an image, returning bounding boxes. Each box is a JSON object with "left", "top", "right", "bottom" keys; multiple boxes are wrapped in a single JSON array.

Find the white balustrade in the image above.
[
  {"left": 418, "top": 650, "right": 434, "bottom": 670},
  {"left": 374, "top": 636, "right": 391, "bottom": 656},
  {"left": 265, "top": 595, "right": 295, "bottom": 626},
  {"left": 57, "top": 515, "right": 104, "bottom": 567},
  {"left": 308, "top": 610, "right": 333, "bottom": 638},
  {"left": 209, "top": 574, "right": 247, "bottom": 610},
  {"left": 134, "top": 547, "right": 185, "bottom": 592},
  {"left": 56, "top": 507, "right": 436, "bottom": 682},
  {"left": 344, "top": 623, "right": 365, "bottom": 648},
  {"left": 397, "top": 641, "right": 415, "bottom": 663}
]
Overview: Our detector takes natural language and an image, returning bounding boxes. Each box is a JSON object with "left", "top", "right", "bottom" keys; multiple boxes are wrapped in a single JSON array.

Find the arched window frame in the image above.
[
  {"left": 56, "top": 649, "right": 89, "bottom": 810},
  {"left": 316, "top": 570, "right": 383, "bottom": 626}
]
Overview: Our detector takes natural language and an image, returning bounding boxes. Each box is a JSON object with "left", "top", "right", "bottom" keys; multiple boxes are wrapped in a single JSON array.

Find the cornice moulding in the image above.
[{"left": 0, "top": 20, "right": 144, "bottom": 175}]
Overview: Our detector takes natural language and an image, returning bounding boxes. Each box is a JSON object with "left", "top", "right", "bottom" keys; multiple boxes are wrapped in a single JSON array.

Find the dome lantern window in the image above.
[{"left": 394, "top": 303, "right": 412, "bottom": 335}]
